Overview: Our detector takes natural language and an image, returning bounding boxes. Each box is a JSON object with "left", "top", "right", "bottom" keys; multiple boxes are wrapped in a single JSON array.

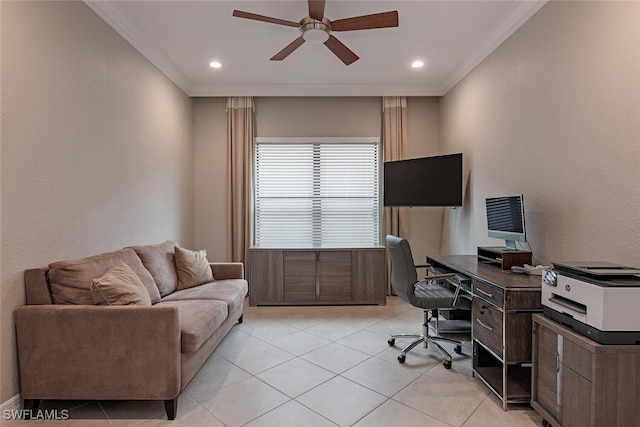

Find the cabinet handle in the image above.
[
  {"left": 476, "top": 318, "right": 493, "bottom": 331},
  {"left": 475, "top": 287, "right": 493, "bottom": 298}
]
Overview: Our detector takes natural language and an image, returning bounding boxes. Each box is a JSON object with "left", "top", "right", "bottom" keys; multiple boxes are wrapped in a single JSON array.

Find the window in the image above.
[{"left": 254, "top": 138, "right": 380, "bottom": 248}]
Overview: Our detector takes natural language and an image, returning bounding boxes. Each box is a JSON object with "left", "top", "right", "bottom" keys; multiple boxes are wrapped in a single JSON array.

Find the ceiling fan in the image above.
[{"left": 232, "top": 0, "right": 399, "bottom": 66}]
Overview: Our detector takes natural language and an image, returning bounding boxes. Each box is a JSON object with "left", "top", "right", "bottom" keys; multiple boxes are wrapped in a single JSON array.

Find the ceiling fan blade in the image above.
[
  {"left": 270, "top": 37, "right": 306, "bottom": 61},
  {"left": 324, "top": 35, "right": 359, "bottom": 66},
  {"left": 308, "top": 0, "right": 325, "bottom": 21},
  {"left": 331, "top": 11, "right": 399, "bottom": 31},
  {"left": 232, "top": 10, "right": 299, "bottom": 28}
]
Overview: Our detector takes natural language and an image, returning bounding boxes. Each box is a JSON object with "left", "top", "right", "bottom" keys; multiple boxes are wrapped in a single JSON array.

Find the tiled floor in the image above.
[{"left": 6, "top": 297, "right": 543, "bottom": 427}]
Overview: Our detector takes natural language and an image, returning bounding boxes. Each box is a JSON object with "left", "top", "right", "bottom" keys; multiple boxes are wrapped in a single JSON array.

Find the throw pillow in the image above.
[
  {"left": 90, "top": 260, "right": 152, "bottom": 306},
  {"left": 175, "top": 246, "right": 214, "bottom": 290}
]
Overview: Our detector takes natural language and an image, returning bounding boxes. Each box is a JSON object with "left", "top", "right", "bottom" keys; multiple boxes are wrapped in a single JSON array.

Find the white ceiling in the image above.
[{"left": 85, "top": 1, "right": 546, "bottom": 97}]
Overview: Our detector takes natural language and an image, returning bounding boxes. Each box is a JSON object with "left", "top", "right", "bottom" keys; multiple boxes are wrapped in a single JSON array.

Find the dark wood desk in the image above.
[{"left": 427, "top": 255, "right": 542, "bottom": 409}]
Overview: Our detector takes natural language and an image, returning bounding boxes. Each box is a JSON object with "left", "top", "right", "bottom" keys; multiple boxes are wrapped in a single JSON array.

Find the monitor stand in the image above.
[{"left": 477, "top": 246, "right": 532, "bottom": 270}]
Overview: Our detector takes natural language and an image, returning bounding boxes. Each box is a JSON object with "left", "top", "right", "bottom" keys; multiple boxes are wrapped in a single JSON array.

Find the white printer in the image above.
[{"left": 542, "top": 261, "right": 640, "bottom": 345}]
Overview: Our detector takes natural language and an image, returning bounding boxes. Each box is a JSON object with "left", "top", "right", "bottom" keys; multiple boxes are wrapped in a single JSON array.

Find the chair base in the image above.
[
  {"left": 388, "top": 310, "right": 466, "bottom": 369},
  {"left": 388, "top": 334, "right": 462, "bottom": 369}
]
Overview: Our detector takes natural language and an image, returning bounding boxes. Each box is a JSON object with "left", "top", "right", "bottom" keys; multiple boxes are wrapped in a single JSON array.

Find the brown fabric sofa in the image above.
[{"left": 15, "top": 241, "right": 248, "bottom": 420}]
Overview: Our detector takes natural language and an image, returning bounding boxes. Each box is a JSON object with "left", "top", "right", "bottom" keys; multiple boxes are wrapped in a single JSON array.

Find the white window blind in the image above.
[{"left": 254, "top": 138, "right": 380, "bottom": 248}]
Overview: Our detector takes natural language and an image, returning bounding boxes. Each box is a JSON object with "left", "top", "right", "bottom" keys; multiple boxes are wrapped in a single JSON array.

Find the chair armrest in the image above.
[
  {"left": 210, "top": 262, "right": 244, "bottom": 280},
  {"left": 15, "top": 305, "right": 181, "bottom": 400}
]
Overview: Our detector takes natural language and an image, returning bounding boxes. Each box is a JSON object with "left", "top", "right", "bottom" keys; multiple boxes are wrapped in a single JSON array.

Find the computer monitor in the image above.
[
  {"left": 383, "top": 153, "right": 463, "bottom": 207},
  {"left": 485, "top": 194, "right": 526, "bottom": 250}
]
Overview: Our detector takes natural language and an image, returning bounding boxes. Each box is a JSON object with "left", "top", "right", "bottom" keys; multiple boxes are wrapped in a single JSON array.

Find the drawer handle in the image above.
[
  {"left": 476, "top": 287, "right": 493, "bottom": 298},
  {"left": 476, "top": 318, "right": 494, "bottom": 331}
]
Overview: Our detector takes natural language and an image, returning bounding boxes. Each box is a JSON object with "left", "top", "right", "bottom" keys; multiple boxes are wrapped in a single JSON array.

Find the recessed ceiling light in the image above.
[
  {"left": 411, "top": 60, "right": 424, "bottom": 69},
  {"left": 209, "top": 61, "right": 222, "bottom": 69}
]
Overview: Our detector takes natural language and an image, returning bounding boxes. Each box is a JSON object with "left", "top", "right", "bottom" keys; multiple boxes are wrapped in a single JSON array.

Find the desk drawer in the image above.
[
  {"left": 473, "top": 297, "right": 503, "bottom": 356},
  {"left": 472, "top": 279, "right": 504, "bottom": 308}
]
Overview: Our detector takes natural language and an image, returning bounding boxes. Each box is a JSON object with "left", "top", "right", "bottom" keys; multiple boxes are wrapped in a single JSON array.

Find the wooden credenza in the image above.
[
  {"left": 531, "top": 313, "right": 640, "bottom": 427},
  {"left": 427, "top": 255, "right": 542, "bottom": 409},
  {"left": 249, "top": 247, "right": 386, "bottom": 306}
]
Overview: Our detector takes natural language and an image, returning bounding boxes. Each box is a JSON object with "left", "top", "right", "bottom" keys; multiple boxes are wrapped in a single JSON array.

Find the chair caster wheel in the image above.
[
  {"left": 397, "top": 354, "right": 406, "bottom": 363},
  {"left": 388, "top": 338, "right": 395, "bottom": 346},
  {"left": 443, "top": 360, "right": 452, "bottom": 369},
  {"left": 454, "top": 345, "right": 462, "bottom": 354}
]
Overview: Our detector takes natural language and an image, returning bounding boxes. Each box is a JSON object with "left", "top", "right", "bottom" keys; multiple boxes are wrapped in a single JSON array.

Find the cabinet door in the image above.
[
  {"left": 283, "top": 251, "right": 317, "bottom": 301},
  {"left": 351, "top": 249, "right": 386, "bottom": 303},
  {"left": 249, "top": 250, "right": 283, "bottom": 304},
  {"left": 561, "top": 367, "right": 592, "bottom": 427},
  {"left": 535, "top": 348, "right": 560, "bottom": 421},
  {"left": 318, "top": 251, "right": 352, "bottom": 301}
]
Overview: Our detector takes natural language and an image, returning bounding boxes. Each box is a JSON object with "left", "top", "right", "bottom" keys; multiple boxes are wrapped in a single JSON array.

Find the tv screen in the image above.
[
  {"left": 383, "top": 153, "right": 463, "bottom": 207},
  {"left": 485, "top": 194, "right": 526, "bottom": 249}
]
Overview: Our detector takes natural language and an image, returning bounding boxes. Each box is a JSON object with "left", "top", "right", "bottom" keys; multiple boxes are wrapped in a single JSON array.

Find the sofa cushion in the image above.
[
  {"left": 49, "top": 248, "right": 161, "bottom": 305},
  {"left": 175, "top": 246, "right": 214, "bottom": 290},
  {"left": 155, "top": 300, "right": 228, "bottom": 353},
  {"left": 161, "top": 279, "right": 248, "bottom": 315},
  {"left": 90, "top": 261, "right": 152, "bottom": 306},
  {"left": 129, "top": 241, "right": 179, "bottom": 297}
]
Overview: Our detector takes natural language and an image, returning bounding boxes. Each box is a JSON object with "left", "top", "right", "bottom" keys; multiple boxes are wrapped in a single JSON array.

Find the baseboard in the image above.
[{"left": 0, "top": 393, "right": 21, "bottom": 412}]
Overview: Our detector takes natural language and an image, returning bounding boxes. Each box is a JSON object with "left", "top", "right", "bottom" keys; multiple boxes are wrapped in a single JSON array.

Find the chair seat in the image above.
[
  {"left": 412, "top": 282, "right": 455, "bottom": 308},
  {"left": 413, "top": 282, "right": 472, "bottom": 311}
]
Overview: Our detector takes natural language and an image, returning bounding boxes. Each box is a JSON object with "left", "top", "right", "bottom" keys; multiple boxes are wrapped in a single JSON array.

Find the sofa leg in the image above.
[
  {"left": 238, "top": 314, "right": 243, "bottom": 324},
  {"left": 164, "top": 399, "right": 177, "bottom": 420}
]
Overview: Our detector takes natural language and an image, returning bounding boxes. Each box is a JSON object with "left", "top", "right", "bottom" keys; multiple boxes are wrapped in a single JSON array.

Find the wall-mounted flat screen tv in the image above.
[{"left": 383, "top": 153, "right": 463, "bottom": 207}]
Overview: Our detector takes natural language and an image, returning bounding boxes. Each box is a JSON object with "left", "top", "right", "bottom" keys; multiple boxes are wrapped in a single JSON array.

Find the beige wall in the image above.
[
  {"left": 193, "top": 98, "right": 228, "bottom": 260},
  {"left": 403, "top": 97, "right": 444, "bottom": 261},
  {"left": 1, "top": 1, "right": 194, "bottom": 402},
  {"left": 439, "top": 1, "right": 640, "bottom": 265},
  {"left": 254, "top": 97, "right": 381, "bottom": 138}
]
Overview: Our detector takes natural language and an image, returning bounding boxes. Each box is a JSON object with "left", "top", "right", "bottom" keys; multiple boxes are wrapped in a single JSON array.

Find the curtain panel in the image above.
[
  {"left": 226, "top": 97, "right": 255, "bottom": 265},
  {"left": 382, "top": 96, "right": 409, "bottom": 293}
]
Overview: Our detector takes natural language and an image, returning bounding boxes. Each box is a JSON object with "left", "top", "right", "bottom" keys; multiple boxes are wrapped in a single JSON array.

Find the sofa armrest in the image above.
[
  {"left": 210, "top": 262, "right": 244, "bottom": 280},
  {"left": 15, "top": 305, "right": 181, "bottom": 400}
]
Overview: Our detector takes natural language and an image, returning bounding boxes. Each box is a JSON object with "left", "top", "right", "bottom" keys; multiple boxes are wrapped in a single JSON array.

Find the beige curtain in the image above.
[
  {"left": 226, "top": 97, "right": 254, "bottom": 265},
  {"left": 382, "top": 96, "right": 409, "bottom": 293}
]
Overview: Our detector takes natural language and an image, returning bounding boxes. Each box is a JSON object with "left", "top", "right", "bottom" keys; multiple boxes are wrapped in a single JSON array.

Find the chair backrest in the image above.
[{"left": 385, "top": 235, "right": 418, "bottom": 304}]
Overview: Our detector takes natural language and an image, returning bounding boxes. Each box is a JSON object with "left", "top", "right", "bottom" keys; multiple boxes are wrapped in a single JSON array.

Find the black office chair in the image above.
[{"left": 385, "top": 235, "right": 471, "bottom": 369}]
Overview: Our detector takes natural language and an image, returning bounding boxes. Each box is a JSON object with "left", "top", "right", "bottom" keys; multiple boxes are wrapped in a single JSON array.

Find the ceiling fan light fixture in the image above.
[{"left": 300, "top": 16, "right": 331, "bottom": 44}]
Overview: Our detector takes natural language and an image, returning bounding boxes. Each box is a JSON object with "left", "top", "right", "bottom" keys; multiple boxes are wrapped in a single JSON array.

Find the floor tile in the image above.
[
  {"left": 461, "top": 394, "right": 542, "bottom": 427},
  {"left": 297, "top": 376, "right": 387, "bottom": 427},
  {"left": 202, "top": 376, "right": 289, "bottom": 427},
  {"left": 212, "top": 328, "right": 265, "bottom": 357},
  {"left": 269, "top": 330, "right": 332, "bottom": 356},
  {"left": 336, "top": 329, "right": 393, "bottom": 356},
  {"left": 221, "top": 342, "right": 295, "bottom": 375},
  {"left": 304, "top": 319, "right": 363, "bottom": 341},
  {"left": 301, "top": 342, "right": 371, "bottom": 374},
  {"left": 256, "top": 357, "right": 335, "bottom": 397},
  {"left": 353, "top": 399, "right": 452, "bottom": 427},
  {"left": 342, "top": 356, "right": 421, "bottom": 397},
  {"left": 393, "top": 374, "right": 489, "bottom": 427},
  {"left": 236, "top": 315, "right": 300, "bottom": 341},
  {"left": 184, "top": 354, "right": 252, "bottom": 403},
  {"left": 244, "top": 400, "right": 337, "bottom": 427}
]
